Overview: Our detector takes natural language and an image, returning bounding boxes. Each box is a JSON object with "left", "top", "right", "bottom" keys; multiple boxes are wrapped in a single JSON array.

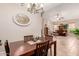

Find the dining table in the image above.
[{"left": 9, "top": 38, "right": 56, "bottom": 56}]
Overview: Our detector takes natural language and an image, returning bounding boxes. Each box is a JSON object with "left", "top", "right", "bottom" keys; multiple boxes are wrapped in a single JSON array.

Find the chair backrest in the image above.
[
  {"left": 24, "top": 35, "right": 33, "bottom": 42},
  {"left": 35, "top": 40, "right": 49, "bottom": 56},
  {"left": 0, "top": 40, "right": 2, "bottom": 45},
  {"left": 4, "top": 40, "right": 10, "bottom": 56},
  {"left": 45, "top": 35, "right": 53, "bottom": 41}
]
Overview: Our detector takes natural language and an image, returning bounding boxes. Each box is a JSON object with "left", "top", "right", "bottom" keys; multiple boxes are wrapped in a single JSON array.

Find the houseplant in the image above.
[{"left": 70, "top": 28, "right": 79, "bottom": 39}]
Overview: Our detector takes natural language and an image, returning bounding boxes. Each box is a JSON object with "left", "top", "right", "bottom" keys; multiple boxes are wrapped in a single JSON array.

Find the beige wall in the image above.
[{"left": 0, "top": 3, "right": 42, "bottom": 43}]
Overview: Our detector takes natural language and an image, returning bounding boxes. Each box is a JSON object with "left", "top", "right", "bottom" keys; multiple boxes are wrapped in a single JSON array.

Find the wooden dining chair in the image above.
[
  {"left": 24, "top": 35, "right": 33, "bottom": 42},
  {"left": 45, "top": 35, "right": 53, "bottom": 41},
  {"left": 4, "top": 40, "right": 10, "bottom": 56},
  {"left": 35, "top": 40, "right": 49, "bottom": 56},
  {"left": 45, "top": 35, "right": 53, "bottom": 56}
]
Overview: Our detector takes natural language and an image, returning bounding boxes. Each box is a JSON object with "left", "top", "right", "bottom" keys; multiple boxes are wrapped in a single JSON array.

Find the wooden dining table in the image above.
[{"left": 9, "top": 39, "right": 56, "bottom": 56}]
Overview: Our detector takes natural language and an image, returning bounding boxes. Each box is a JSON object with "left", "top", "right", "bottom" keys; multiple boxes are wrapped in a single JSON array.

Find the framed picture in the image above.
[{"left": 13, "top": 13, "right": 31, "bottom": 26}]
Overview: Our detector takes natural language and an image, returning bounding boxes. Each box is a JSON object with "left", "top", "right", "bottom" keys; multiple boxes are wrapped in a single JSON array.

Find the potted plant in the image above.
[{"left": 70, "top": 28, "right": 79, "bottom": 39}]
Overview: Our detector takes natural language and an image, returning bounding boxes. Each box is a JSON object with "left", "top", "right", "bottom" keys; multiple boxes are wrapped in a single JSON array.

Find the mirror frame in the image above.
[{"left": 13, "top": 13, "right": 31, "bottom": 26}]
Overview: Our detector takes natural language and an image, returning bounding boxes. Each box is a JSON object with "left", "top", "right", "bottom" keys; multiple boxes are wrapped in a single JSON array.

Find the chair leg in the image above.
[
  {"left": 54, "top": 41, "right": 56, "bottom": 56},
  {"left": 6, "top": 53, "right": 9, "bottom": 56},
  {"left": 50, "top": 46, "right": 52, "bottom": 56}
]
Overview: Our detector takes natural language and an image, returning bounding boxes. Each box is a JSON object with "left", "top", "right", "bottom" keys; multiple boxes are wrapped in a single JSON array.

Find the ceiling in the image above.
[
  {"left": 43, "top": 3, "right": 79, "bottom": 21},
  {"left": 43, "top": 3, "right": 61, "bottom": 12}
]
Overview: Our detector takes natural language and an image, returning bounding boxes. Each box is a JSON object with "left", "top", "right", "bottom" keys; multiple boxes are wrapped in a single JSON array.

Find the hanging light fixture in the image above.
[
  {"left": 27, "top": 3, "right": 44, "bottom": 14},
  {"left": 55, "top": 13, "right": 64, "bottom": 25},
  {"left": 56, "top": 13, "right": 64, "bottom": 20}
]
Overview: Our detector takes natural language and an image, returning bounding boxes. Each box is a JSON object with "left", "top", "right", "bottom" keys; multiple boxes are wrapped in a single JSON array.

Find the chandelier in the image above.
[
  {"left": 56, "top": 13, "right": 64, "bottom": 20},
  {"left": 27, "top": 3, "right": 44, "bottom": 14},
  {"left": 55, "top": 13, "right": 64, "bottom": 25}
]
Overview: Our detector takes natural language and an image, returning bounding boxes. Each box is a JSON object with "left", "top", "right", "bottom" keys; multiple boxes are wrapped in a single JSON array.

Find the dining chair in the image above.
[
  {"left": 4, "top": 40, "right": 10, "bottom": 56},
  {"left": 45, "top": 35, "right": 53, "bottom": 56},
  {"left": 45, "top": 35, "right": 53, "bottom": 41},
  {"left": 24, "top": 35, "right": 33, "bottom": 42},
  {"left": 0, "top": 40, "right": 2, "bottom": 45},
  {"left": 35, "top": 40, "right": 49, "bottom": 56}
]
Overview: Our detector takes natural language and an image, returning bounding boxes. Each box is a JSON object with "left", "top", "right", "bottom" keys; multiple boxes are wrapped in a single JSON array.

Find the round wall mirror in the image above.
[{"left": 13, "top": 13, "right": 31, "bottom": 26}]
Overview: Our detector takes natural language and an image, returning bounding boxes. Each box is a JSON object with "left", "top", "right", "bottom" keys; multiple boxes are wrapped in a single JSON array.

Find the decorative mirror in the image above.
[{"left": 13, "top": 13, "right": 31, "bottom": 26}]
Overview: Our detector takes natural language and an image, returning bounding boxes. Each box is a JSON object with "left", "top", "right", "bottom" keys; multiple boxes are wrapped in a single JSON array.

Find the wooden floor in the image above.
[{"left": 48, "top": 33, "right": 79, "bottom": 56}]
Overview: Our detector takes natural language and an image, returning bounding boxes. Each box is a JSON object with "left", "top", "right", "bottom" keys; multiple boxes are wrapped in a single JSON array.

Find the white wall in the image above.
[{"left": 0, "top": 3, "right": 42, "bottom": 43}]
